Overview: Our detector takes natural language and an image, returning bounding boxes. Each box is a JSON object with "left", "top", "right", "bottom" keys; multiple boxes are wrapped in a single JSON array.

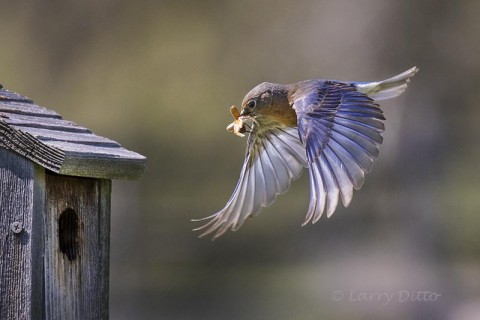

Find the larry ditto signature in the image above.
[{"left": 331, "top": 289, "right": 441, "bottom": 306}]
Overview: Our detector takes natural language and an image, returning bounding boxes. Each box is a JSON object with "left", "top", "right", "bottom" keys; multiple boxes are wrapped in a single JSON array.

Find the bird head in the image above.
[
  {"left": 240, "top": 82, "right": 275, "bottom": 117},
  {"left": 239, "top": 82, "right": 295, "bottom": 126}
]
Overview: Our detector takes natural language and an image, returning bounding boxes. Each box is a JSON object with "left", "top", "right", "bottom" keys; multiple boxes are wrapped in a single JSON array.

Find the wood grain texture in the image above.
[
  {"left": 0, "top": 148, "right": 45, "bottom": 320},
  {"left": 44, "top": 173, "right": 111, "bottom": 320},
  {"left": 0, "top": 87, "right": 146, "bottom": 180}
]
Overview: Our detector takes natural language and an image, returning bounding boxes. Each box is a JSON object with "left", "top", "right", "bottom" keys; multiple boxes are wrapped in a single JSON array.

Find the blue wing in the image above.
[
  {"left": 194, "top": 125, "right": 307, "bottom": 239},
  {"left": 292, "top": 80, "right": 385, "bottom": 224}
]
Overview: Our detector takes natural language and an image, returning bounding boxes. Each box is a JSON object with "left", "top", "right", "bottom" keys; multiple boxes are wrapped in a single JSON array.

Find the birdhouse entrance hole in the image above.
[{"left": 58, "top": 208, "right": 79, "bottom": 261}]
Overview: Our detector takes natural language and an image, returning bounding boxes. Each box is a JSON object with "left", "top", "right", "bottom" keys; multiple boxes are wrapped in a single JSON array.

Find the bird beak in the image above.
[{"left": 239, "top": 108, "right": 248, "bottom": 116}]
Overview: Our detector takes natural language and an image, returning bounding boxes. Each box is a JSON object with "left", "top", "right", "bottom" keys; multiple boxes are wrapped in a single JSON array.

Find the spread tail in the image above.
[{"left": 355, "top": 66, "right": 419, "bottom": 101}]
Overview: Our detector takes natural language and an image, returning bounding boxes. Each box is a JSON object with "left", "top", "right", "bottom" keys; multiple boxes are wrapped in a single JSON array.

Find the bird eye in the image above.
[{"left": 247, "top": 100, "right": 256, "bottom": 108}]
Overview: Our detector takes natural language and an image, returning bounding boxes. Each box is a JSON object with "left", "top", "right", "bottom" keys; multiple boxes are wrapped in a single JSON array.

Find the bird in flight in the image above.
[{"left": 194, "top": 67, "right": 419, "bottom": 239}]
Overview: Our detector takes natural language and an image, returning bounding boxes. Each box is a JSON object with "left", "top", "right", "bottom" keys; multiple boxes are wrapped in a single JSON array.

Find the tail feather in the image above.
[{"left": 355, "top": 66, "right": 419, "bottom": 101}]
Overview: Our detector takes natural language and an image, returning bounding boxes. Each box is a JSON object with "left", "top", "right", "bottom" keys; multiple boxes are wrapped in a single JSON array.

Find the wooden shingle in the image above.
[{"left": 0, "top": 85, "right": 146, "bottom": 179}]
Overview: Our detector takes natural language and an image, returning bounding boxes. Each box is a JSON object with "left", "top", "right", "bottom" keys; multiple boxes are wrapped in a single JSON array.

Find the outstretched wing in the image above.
[
  {"left": 194, "top": 125, "right": 307, "bottom": 239},
  {"left": 292, "top": 80, "right": 385, "bottom": 224}
]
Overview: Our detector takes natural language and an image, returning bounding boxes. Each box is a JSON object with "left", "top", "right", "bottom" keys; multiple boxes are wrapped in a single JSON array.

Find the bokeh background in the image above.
[{"left": 1, "top": 0, "right": 480, "bottom": 319}]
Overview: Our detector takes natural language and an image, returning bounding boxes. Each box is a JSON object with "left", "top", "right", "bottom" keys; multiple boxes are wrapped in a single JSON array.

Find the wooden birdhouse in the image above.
[{"left": 0, "top": 85, "right": 147, "bottom": 319}]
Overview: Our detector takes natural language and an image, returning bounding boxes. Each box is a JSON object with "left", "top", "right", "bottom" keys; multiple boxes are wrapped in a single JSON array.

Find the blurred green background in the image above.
[{"left": 1, "top": 0, "right": 480, "bottom": 319}]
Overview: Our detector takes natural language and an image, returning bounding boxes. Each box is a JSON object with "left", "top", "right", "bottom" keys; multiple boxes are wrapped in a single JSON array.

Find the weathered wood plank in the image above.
[
  {"left": 44, "top": 173, "right": 111, "bottom": 320},
  {"left": 60, "top": 154, "right": 146, "bottom": 180},
  {"left": 11, "top": 126, "right": 120, "bottom": 147},
  {"left": 0, "top": 148, "right": 45, "bottom": 320},
  {"left": 0, "top": 86, "right": 147, "bottom": 180},
  {"left": 0, "top": 119, "right": 65, "bottom": 171},
  {"left": 7, "top": 117, "right": 92, "bottom": 134},
  {"left": 0, "top": 103, "right": 60, "bottom": 118},
  {"left": 0, "top": 89, "right": 34, "bottom": 103}
]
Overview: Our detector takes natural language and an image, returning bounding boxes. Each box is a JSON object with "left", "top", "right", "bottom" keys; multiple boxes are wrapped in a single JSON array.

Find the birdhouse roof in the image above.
[{"left": 0, "top": 85, "right": 146, "bottom": 180}]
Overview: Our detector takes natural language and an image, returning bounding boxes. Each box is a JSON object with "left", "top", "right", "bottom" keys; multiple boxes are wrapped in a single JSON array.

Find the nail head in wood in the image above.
[{"left": 10, "top": 221, "right": 23, "bottom": 234}]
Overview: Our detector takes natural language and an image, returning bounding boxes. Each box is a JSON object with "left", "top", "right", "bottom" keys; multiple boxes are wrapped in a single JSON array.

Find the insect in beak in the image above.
[{"left": 226, "top": 105, "right": 251, "bottom": 137}]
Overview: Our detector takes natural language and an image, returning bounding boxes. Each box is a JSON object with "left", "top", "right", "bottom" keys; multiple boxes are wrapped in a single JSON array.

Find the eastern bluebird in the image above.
[{"left": 195, "top": 67, "right": 419, "bottom": 239}]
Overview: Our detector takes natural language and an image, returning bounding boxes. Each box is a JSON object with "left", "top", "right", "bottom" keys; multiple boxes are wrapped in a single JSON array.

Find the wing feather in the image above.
[
  {"left": 194, "top": 126, "right": 307, "bottom": 239},
  {"left": 293, "top": 81, "right": 386, "bottom": 224}
]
